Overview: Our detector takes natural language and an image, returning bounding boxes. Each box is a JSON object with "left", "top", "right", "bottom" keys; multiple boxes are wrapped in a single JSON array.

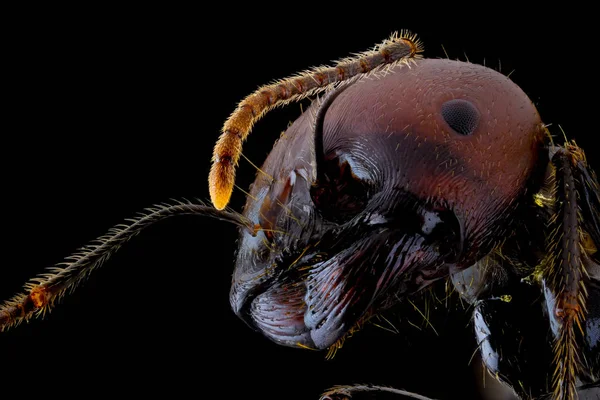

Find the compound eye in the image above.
[{"left": 441, "top": 99, "right": 480, "bottom": 136}]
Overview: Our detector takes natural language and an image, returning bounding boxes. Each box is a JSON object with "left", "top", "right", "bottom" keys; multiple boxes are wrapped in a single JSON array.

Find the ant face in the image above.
[{"left": 230, "top": 58, "right": 548, "bottom": 351}]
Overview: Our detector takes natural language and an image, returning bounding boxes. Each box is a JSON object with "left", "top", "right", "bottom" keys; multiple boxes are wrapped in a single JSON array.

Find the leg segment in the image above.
[
  {"left": 542, "top": 143, "right": 600, "bottom": 399},
  {"left": 320, "top": 385, "right": 436, "bottom": 400}
]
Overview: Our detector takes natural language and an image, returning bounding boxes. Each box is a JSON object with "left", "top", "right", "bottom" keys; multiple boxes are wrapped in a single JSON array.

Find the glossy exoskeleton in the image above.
[{"left": 1, "top": 32, "right": 598, "bottom": 400}]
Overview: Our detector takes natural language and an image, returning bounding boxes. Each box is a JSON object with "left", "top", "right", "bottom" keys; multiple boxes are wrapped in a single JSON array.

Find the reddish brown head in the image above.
[
  {"left": 230, "top": 59, "right": 547, "bottom": 350},
  {"left": 316, "top": 58, "right": 547, "bottom": 257}
]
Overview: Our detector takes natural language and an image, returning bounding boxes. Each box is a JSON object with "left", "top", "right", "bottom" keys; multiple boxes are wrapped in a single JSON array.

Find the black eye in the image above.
[{"left": 441, "top": 99, "right": 480, "bottom": 136}]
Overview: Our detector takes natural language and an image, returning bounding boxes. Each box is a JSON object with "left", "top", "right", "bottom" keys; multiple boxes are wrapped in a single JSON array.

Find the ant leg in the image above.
[
  {"left": 320, "top": 385, "right": 436, "bottom": 400},
  {"left": 541, "top": 142, "right": 600, "bottom": 399},
  {"left": 579, "top": 262, "right": 599, "bottom": 384}
]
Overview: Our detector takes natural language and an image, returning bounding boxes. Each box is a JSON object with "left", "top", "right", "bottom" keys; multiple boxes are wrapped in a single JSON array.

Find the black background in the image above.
[{"left": 2, "top": 8, "right": 597, "bottom": 400}]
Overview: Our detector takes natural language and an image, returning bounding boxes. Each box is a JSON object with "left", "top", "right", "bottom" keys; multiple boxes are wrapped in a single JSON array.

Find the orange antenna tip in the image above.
[{"left": 209, "top": 162, "right": 234, "bottom": 210}]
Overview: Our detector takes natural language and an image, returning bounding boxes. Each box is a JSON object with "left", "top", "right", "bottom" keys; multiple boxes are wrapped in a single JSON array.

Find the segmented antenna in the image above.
[
  {"left": 0, "top": 200, "right": 251, "bottom": 331},
  {"left": 209, "top": 31, "right": 424, "bottom": 210}
]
